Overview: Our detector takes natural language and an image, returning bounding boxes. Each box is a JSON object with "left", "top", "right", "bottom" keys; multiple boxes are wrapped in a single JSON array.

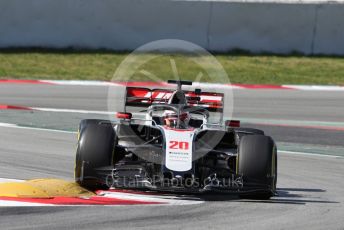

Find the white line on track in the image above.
[
  {"left": 21, "top": 80, "right": 344, "bottom": 91},
  {"left": 237, "top": 117, "right": 344, "bottom": 128},
  {"left": 0, "top": 178, "right": 23, "bottom": 183},
  {"left": 1, "top": 121, "right": 342, "bottom": 158},
  {"left": 31, "top": 107, "right": 116, "bottom": 115},
  {"left": 0, "top": 122, "right": 77, "bottom": 134},
  {"left": 4, "top": 104, "right": 344, "bottom": 130},
  {"left": 5, "top": 105, "right": 344, "bottom": 129},
  {"left": 278, "top": 150, "right": 343, "bottom": 158},
  {"left": 0, "top": 200, "right": 52, "bottom": 206},
  {"left": 40, "top": 80, "right": 121, "bottom": 86}
]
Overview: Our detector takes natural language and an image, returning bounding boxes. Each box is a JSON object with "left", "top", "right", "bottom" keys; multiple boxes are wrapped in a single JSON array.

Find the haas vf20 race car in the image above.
[{"left": 75, "top": 80, "right": 277, "bottom": 199}]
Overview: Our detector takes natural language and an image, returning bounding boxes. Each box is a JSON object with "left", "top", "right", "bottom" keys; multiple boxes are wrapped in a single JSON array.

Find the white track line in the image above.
[
  {"left": 0, "top": 178, "right": 23, "bottom": 183},
  {"left": 40, "top": 80, "right": 121, "bottom": 86},
  {"left": 283, "top": 85, "right": 344, "bottom": 91},
  {"left": 98, "top": 191, "right": 203, "bottom": 205},
  {"left": 3, "top": 80, "right": 344, "bottom": 91},
  {"left": 278, "top": 150, "right": 343, "bottom": 158},
  {"left": 31, "top": 107, "right": 116, "bottom": 115},
  {"left": 0, "top": 121, "right": 341, "bottom": 158},
  {"left": 0, "top": 122, "right": 76, "bottom": 134},
  {"left": 0, "top": 200, "right": 52, "bottom": 206},
  {"left": 41, "top": 80, "right": 344, "bottom": 91}
]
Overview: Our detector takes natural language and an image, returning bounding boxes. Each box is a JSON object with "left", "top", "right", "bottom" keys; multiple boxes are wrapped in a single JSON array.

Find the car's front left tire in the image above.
[{"left": 75, "top": 119, "right": 115, "bottom": 190}]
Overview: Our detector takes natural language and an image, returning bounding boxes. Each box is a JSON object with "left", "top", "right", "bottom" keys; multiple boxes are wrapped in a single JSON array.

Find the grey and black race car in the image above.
[{"left": 75, "top": 80, "right": 277, "bottom": 199}]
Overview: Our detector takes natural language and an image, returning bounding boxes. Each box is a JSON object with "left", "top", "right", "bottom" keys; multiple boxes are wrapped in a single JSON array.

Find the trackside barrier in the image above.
[{"left": 0, "top": 0, "right": 343, "bottom": 54}]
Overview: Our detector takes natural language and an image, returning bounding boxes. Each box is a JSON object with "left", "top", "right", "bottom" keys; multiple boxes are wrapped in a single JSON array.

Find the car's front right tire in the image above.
[{"left": 237, "top": 135, "right": 277, "bottom": 199}]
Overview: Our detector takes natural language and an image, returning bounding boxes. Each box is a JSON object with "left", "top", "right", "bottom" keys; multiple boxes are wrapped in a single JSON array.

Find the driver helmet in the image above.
[{"left": 163, "top": 110, "right": 190, "bottom": 128}]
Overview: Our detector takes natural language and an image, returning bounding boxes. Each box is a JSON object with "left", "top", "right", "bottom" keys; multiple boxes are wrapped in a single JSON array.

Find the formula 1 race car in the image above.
[{"left": 75, "top": 80, "right": 277, "bottom": 199}]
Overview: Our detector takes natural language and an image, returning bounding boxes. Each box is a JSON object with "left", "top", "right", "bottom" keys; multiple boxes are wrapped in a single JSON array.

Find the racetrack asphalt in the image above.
[
  {"left": 1, "top": 84, "right": 344, "bottom": 122},
  {"left": 0, "top": 84, "right": 344, "bottom": 229}
]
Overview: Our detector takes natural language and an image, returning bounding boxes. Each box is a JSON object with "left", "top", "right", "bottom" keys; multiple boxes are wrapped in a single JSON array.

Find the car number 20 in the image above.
[{"left": 169, "top": 141, "right": 189, "bottom": 150}]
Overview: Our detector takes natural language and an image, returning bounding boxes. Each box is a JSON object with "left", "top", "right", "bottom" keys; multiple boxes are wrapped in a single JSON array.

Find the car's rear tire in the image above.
[
  {"left": 237, "top": 135, "right": 277, "bottom": 199},
  {"left": 75, "top": 119, "right": 115, "bottom": 190}
]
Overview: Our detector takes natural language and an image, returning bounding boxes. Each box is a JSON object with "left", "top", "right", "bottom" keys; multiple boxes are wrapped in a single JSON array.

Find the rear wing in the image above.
[{"left": 125, "top": 87, "right": 224, "bottom": 112}]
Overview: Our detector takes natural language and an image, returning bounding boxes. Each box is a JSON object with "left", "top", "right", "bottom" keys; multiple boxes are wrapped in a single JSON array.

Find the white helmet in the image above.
[{"left": 162, "top": 110, "right": 190, "bottom": 128}]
